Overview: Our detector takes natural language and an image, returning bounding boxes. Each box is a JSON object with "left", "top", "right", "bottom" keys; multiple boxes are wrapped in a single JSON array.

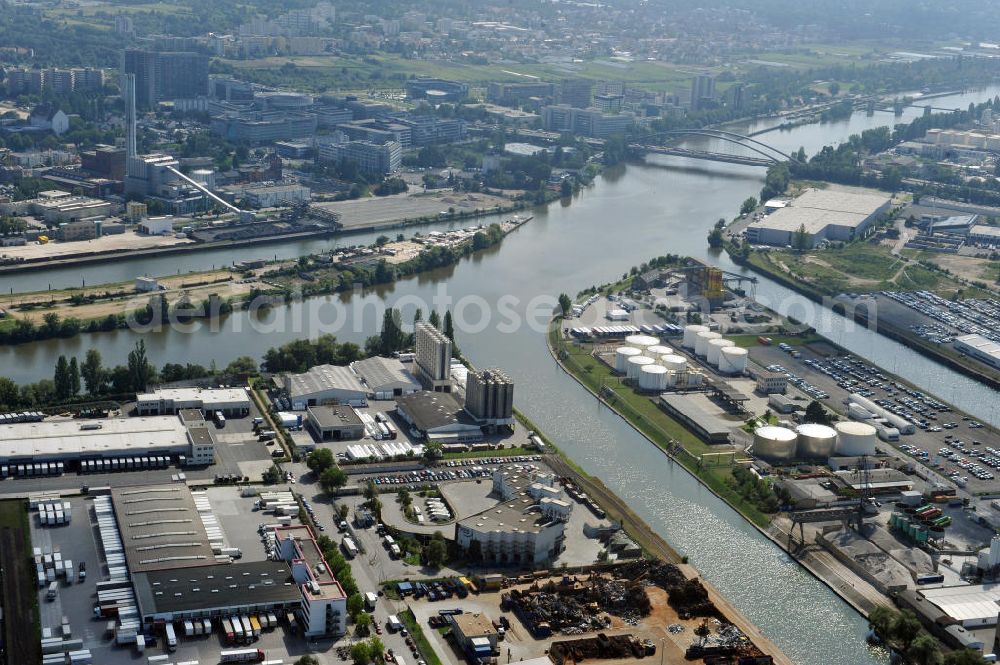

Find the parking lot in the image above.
[
  {"left": 882, "top": 290, "right": 1000, "bottom": 344},
  {"left": 749, "top": 343, "right": 1000, "bottom": 494}
]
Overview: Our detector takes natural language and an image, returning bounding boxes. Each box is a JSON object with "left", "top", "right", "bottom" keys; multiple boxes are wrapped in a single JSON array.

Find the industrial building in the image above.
[
  {"left": 658, "top": 394, "right": 736, "bottom": 444},
  {"left": 135, "top": 387, "right": 252, "bottom": 417},
  {"left": 414, "top": 322, "right": 453, "bottom": 391},
  {"left": 306, "top": 405, "right": 365, "bottom": 441},
  {"left": 455, "top": 469, "right": 569, "bottom": 565},
  {"left": 967, "top": 224, "right": 1000, "bottom": 246},
  {"left": 0, "top": 415, "right": 215, "bottom": 468},
  {"left": 350, "top": 356, "right": 422, "bottom": 399},
  {"left": 395, "top": 392, "right": 483, "bottom": 442},
  {"left": 283, "top": 364, "right": 368, "bottom": 408},
  {"left": 449, "top": 613, "right": 499, "bottom": 658},
  {"left": 464, "top": 368, "right": 515, "bottom": 427},
  {"left": 744, "top": 188, "right": 892, "bottom": 248},
  {"left": 954, "top": 333, "right": 1000, "bottom": 370}
]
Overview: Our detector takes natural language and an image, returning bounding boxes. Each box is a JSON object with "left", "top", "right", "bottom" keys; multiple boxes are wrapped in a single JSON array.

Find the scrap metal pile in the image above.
[
  {"left": 686, "top": 619, "right": 770, "bottom": 663},
  {"left": 549, "top": 633, "right": 655, "bottom": 665},
  {"left": 616, "top": 559, "right": 721, "bottom": 620}
]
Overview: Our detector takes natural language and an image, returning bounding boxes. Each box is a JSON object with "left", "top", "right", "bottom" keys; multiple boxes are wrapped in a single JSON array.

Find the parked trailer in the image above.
[
  {"left": 220, "top": 650, "right": 266, "bottom": 663},
  {"left": 240, "top": 616, "right": 254, "bottom": 642},
  {"left": 164, "top": 623, "right": 177, "bottom": 651},
  {"left": 222, "top": 618, "right": 235, "bottom": 643}
]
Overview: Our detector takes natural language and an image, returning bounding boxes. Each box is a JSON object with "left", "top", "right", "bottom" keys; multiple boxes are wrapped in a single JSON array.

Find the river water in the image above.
[{"left": 6, "top": 87, "right": 1000, "bottom": 665}]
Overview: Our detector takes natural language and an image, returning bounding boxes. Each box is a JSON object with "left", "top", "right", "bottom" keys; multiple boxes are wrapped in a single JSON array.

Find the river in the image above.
[{"left": 6, "top": 86, "right": 1000, "bottom": 665}]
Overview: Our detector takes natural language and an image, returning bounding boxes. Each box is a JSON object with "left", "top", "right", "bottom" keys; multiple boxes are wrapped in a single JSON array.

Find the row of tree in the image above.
[{"left": 868, "top": 605, "right": 986, "bottom": 665}]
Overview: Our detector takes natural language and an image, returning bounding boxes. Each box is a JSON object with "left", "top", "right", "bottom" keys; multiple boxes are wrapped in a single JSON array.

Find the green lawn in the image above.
[
  {"left": 441, "top": 446, "right": 535, "bottom": 460},
  {"left": 400, "top": 609, "right": 444, "bottom": 665},
  {"left": 727, "top": 334, "right": 818, "bottom": 348}
]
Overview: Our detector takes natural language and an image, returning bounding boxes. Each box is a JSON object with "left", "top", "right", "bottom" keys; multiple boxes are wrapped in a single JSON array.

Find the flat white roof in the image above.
[
  {"left": 920, "top": 584, "right": 1000, "bottom": 623},
  {"left": 970, "top": 224, "right": 1000, "bottom": 238},
  {"left": 136, "top": 387, "right": 250, "bottom": 405},
  {"left": 749, "top": 188, "right": 890, "bottom": 235},
  {"left": 0, "top": 416, "right": 190, "bottom": 459},
  {"left": 955, "top": 333, "right": 1000, "bottom": 360}
]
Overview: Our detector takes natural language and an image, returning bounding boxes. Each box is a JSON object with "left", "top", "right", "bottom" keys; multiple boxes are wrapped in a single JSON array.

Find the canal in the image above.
[{"left": 6, "top": 87, "right": 1000, "bottom": 665}]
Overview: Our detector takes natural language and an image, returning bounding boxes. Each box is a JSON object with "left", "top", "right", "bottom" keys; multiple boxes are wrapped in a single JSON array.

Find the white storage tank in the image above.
[
  {"left": 795, "top": 423, "right": 838, "bottom": 459},
  {"left": 639, "top": 365, "right": 668, "bottom": 391},
  {"left": 707, "top": 338, "right": 736, "bottom": 367},
  {"left": 695, "top": 331, "right": 722, "bottom": 357},
  {"left": 717, "top": 347, "right": 748, "bottom": 375},
  {"left": 685, "top": 371, "right": 703, "bottom": 387},
  {"left": 646, "top": 345, "right": 673, "bottom": 357},
  {"left": 625, "top": 334, "right": 659, "bottom": 349},
  {"left": 615, "top": 346, "right": 642, "bottom": 373},
  {"left": 753, "top": 426, "right": 798, "bottom": 462},
  {"left": 834, "top": 421, "right": 877, "bottom": 456},
  {"left": 682, "top": 325, "right": 708, "bottom": 349},
  {"left": 660, "top": 354, "right": 687, "bottom": 372},
  {"left": 626, "top": 355, "right": 655, "bottom": 379}
]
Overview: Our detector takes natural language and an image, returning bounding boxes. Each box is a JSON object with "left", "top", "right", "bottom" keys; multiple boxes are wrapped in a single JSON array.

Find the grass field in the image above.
[
  {"left": 0, "top": 500, "right": 39, "bottom": 665},
  {"left": 400, "top": 609, "right": 444, "bottom": 665},
  {"left": 551, "top": 326, "right": 773, "bottom": 528}
]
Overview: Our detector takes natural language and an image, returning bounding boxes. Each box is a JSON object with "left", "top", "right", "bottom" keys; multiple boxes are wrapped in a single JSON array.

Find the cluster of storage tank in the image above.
[
  {"left": 616, "top": 339, "right": 703, "bottom": 391},
  {"left": 846, "top": 393, "right": 912, "bottom": 441},
  {"left": 680, "top": 325, "right": 748, "bottom": 375},
  {"left": 752, "top": 421, "right": 878, "bottom": 462}
]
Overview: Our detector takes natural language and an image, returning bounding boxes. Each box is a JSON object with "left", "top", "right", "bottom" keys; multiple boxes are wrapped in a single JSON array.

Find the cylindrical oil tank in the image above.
[
  {"left": 639, "top": 365, "right": 668, "bottom": 391},
  {"left": 834, "top": 421, "right": 877, "bottom": 456},
  {"left": 626, "top": 355, "right": 655, "bottom": 379},
  {"left": 682, "top": 325, "right": 708, "bottom": 349},
  {"left": 646, "top": 345, "right": 672, "bottom": 357},
  {"left": 707, "top": 338, "right": 735, "bottom": 367},
  {"left": 661, "top": 354, "right": 687, "bottom": 372},
  {"left": 795, "top": 423, "right": 838, "bottom": 459},
  {"left": 753, "top": 426, "right": 798, "bottom": 462},
  {"left": 718, "top": 347, "right": 748, "bottom": 375},
  {"left": 625, "top": 334, "right": 659, "bottom": 349},
  {"left": 695, "top": 331, "right": 721, "bottom": 357},
  {"left": 615, "top": 346, "right": 642, "bottom": 373}
]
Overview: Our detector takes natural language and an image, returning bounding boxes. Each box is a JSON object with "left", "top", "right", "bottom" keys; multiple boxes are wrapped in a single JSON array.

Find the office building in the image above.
[
  {"left": 135, "top": 387, "right": 252, "bottom": 417},
  {"left": 123, "top": 50, "right": 209, "bottom": 108},
  {"left": 414, "top": 322, "right": 452, "bottom": 391},
  {"left": 317, "top": 141, "right": 401, "bottom": 176},
  {"left": 210, "top": 112, "right": 317, "bottom": 144},
  {"left": 336, "top": 118, "right": 412, "bottom": 148},
  {"left": 558, "top": 79, "right": 594, "bottom": 109},
  {"left": 690, "top": 74, "right": 716, "bottom": 110},
  {"left": 81, "top": 144, "right": 126, "bottom": 180},
  {"left": 541, "top": 105, "right": 633, "bottom": 138},
  {"left": 593, "top": 94, "right": 623, "bottom": 113},
  {"left": 487, "top": 81, "right": 556, "bottom": 106},
  {"left": 464, "top": 368, "right": 514, "bottom": 427}
]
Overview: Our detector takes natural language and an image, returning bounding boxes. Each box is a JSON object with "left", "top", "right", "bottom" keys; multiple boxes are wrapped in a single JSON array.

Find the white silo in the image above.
[
  {"left": 646, "top": 345, "right": 672, "bottom": 357},
  {"left": 753, "top": 426, "right": 798, "bottom": 462},
  {"left": 661, "top": 354, "right": 687, "bottom": 373},
  {"left": 626, "top": 355, "right": 655, "bottom": 380},
  {"left": 717, "top": 347, "right": 748, "bottom": 375},
  {"left": 834, "top": 421, "right": 877, "bottom": 456},
  {"left": 796, "top": 423, "right": 838, "bottom": 459},
  {"left": 695, "top": 331, "right": 721, "bottom": 357},
  {"left": 682, "top": 325, "right": 708, "bottom": 349},
  {"left": 639, "top": 365, "right": 668, "bottom": 392},
  {"left": 615, "top": 346, "right": 642, "bottom": 373},
  {"left": 707, "top": 338, "right": 735, "bottom": 367},
  {"left": 625, "top": 334, "right": 659, "bottom": 349},
  {"left": 191, "top": 168, "right": 216, "bottom": 189}
]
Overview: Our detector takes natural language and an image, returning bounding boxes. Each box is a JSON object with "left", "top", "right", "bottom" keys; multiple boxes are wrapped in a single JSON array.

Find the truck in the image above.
[
  {"left": 240, "top": 616, "right": 254, "bottom": 642},
  {"left": 386, "top": 615, "right": 403, "bottom": 633},
  {"left": 46, "top": 581, "right": 59, "bottom": 601},
  {"left": 364, "top": 592, "right": 378, "bottom": 611},
  {"left": 389, "top": 543, "right": 401, "bottom": 559},
  {"left": 78, "top": 561, "right": 86, "bottom": 582},
  {"left": 164, "top": 623, "right": 177, "bottom": 651},
  {"left": 249, "top": 615, "right": 262, "bottom": 638},
  {"left": 215, "top": 411, "right": 226, "bottom": 427},
  {"left": 222, "top": 618, "right": 235, "bottom": 644},
  {"left": 342, "top": 537, "right": 359, "bottom": 559},
  {"left": 219, "top": 649, "right": 265, "bottom": 663}
]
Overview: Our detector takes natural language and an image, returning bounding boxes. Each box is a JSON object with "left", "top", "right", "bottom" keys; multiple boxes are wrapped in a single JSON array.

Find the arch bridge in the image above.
[{"left": 632, "top": 129, "right": 799, "bottom": 167}]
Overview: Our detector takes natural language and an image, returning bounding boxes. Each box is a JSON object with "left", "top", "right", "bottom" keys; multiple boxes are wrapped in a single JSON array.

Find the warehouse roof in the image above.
[
  {"left": 970, "top": 224, "right": 1000, "bottom": 239},
  {"left": 136, "top": 387, "right": 250, "bottom": 405},
  {"left": 111, "top": 484, "right": 218, "bottom": 573},
  {"left": 749, "top": 188, "right": 890, "bottom": 235},
  {"left": 351, "top": 356, "right": 421, "bottom": 391},
  {"left": 0, "top": 416, "right": 191, "bottom": 460},
  {"left": 919, "top": 584, "right": 1000, "bottom": 623},
  {"left": 133, "top": 561, "right": 301, "bottom": 617},
  {"left": 307, "top": 405, "right": 363, "bottom": 429},
  {"left": 451, "top": 612, "right": 497, "bottom": 638},
  {"left": 285, "top": 364, "right": 367, "bottom": 399},
  {"left": 396, "top": 391, "right": 479, "bottom": 432}
]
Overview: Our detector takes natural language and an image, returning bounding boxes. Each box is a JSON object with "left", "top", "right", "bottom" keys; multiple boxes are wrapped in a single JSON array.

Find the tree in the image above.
[
  {"left": 224, "top": 356, "right": 258, "bottom": 377},
  {"left": 0, "top": 377, "right": 20, "bottom": 409},
  {"left": 890, "top": 610, "right": 923, "bottom": 653},
  {"left": 558, "top": 293, "right": 572, "bottom": 317},
  {"left": 707, "top": 228, "right": 724, "bottom": 248},
  {"left": 943, "top": 650, "right": 986, "bottom": 665},
  {"left": 262, "top": 465, "right": 282, "bottom": 484},
  {"left": 428, "top": 310, "right": 441, "bottom": 329},
  {"left": 803, "top": 400, "right": 830, "bottom": 425},
  {"left": 68, "top": 357, "right": 80, "bottom": 397},
  {"left": 127, "top": 340, "right": 153, "bottom": 393},
  {"left": 867, "top": 605, "right": 895, "bottom": 641},
  {"left": 306, "top": 448, "right": 335, "bottom": 474},
  {"left": 347, "top": 592, "right": 364, "bottom": 620},
  {"left": 560, "top": 178, "right": 573, "bottom": 198},
  {"left": 828, "top": 82, "right": 841, "bottom": 96},
  {"left": 354, "top": 612, "right": 372, "bottom": 637},
  {"left": 906, "top": 633, "right": 942, "bottom": 665},
  {"left": 424, "top": 532, "right": 447, "bottom": 568},
  {"left": 792, "top": 223, "right": 811, "bottom": 251},
  {"left": 443, "top": 310, "right": 455, "bottom": 342},
  {"left": 740, "top": 197, "right": 758, "bottom": 215},
  {"left": 294, "top": 657, "right": 320, "bottom": 665},
  {"left": 54, "top": 355, "right": 71, "bottom": 400},
  {"left": 378, "top": 308, "right": 405, "bottom": 355},
  {"left": 320, "top": 466, "right": 349, "bottom": 494},
  {"left": 350, "top": 643, "right": 371, "bottom": 665}
]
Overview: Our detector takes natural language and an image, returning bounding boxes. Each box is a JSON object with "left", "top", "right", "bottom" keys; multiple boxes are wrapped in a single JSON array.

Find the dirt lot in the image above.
[
  {"left": 310, "top": 191, "right": 513, "bottom": 229},
  {"left": 0, "top": 232, "right": 192, "bottom": 261},
  {"left": 0, "top": 500, "right": 38, "bottom": 665}
]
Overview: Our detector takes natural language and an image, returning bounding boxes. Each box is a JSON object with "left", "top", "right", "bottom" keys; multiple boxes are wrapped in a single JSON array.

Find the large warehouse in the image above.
[
  {"left": 0, "top": 415, "right": 215, "bottom": 468},
  {"left": 135, "top": 387, "right": 252, "bottom": 417},
  {"left": 350, "top": 356, "right": 422, "bottom": 398},
  {"left": 283, "top": 364, "right": 368, "bottom": 408},
  {"left": 745, "top": 188, "right": 892, "bottom": 248},
  {"left": 395, "top": 391, "right": 484, "bottom": 442},
  {"left": 954, "top": 333, "right": 1000, "bottom": 370}
]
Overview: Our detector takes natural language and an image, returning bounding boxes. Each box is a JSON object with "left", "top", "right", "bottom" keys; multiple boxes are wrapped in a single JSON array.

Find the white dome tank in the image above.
[
  {"left": 682, "top": 325, "right": 708, "bottom": 349},
  {"left": 660, "top": 354, "right": 687, "bottom": 372},
  {"left": 753, "top": 426, "right": 798, "bottom": 462},
  {"left": 626, "top": 355, "right": 655, "bottom": 379},
  {"left": 707, "top": 338, "right": 736, "bottom": 367},
  {"left": 615, "top": 346, "right": 642, "bottom": 373},
  {"left": 625, "top": 334, "right": 659, "bottom": 349},
  {"left": 718, "top": 347, "right": 748, "bottom": 375},
  {"left": 646, "top": 345, "right": 672, "bottom": 357},
  {"left": 835, "top": 421, "right": 877, "bottom": 456},
  {"left": 638, "top": 364, "right": 668, "bottom": 391},
  {"left": 695, "top": 331, "right": 722, "bottom": 357},
  {"left": 796, "top": 423, "right": 838, "bottom": 459}
]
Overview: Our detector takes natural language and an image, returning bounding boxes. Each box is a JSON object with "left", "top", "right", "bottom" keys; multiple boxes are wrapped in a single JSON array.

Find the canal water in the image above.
[{"left": 6, "top": 87, "right": 1000, "bottom": 665}]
